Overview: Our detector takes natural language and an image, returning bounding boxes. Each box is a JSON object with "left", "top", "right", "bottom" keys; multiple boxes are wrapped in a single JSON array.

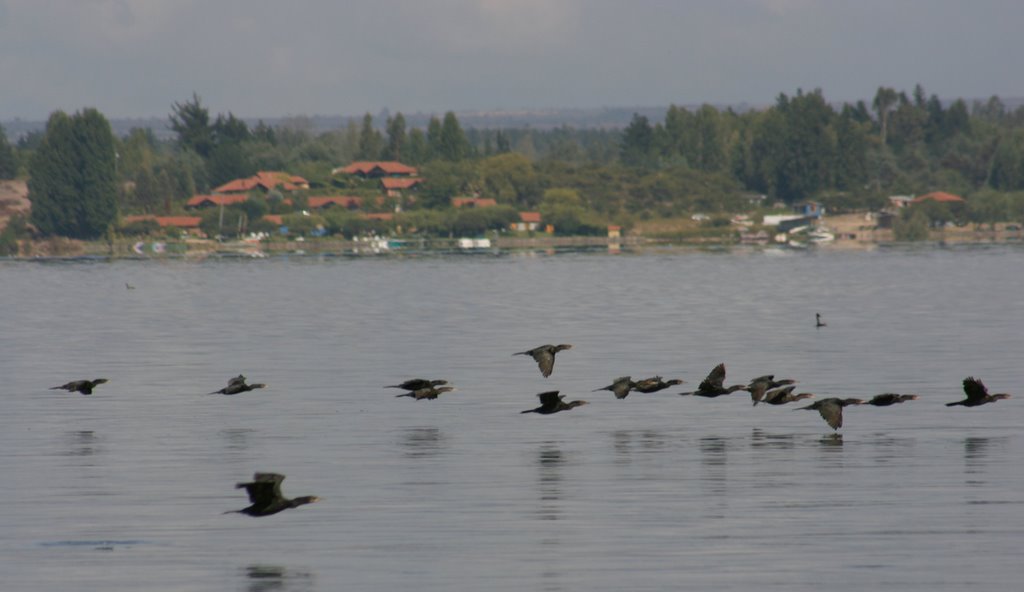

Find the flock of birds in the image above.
[{"left": 48, "top": 314, "right": 1013, "bottom": 517}]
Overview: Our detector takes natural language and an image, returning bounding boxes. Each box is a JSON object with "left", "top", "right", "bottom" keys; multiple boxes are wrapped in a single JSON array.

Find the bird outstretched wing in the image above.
[
  {"left": 962, "top": 377, "right": 988, "bottom": 403},
  {"left": 237, "top": 473, "right": 284, "bottom": 505}
]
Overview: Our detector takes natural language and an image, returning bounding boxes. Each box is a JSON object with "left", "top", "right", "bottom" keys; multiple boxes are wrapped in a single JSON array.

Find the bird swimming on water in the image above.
[
  {"left": 679, "top": 363, "right": 745, "bottom": 398},
  {"left": 385, "top": 378, "right": 448, "bottom": 391},
  {"left": 228, "top": 473, "right": 320, "bottom": 517},
  {"left": 211, "top": 377, "right": 266, "bottom": 395},
  {"left": 396, "top": 385, "right": 455, "bottom": 400},
  {"left": 594, "top": 376, "right": 634, "bottom": 399},
  {"left": 51, "top": 378, "right": 108, "bottom": 395},
  {"left": 522, "top": 391, "right": 588, "bottom": 415},
  {"left": 946, "top": 377, "right": 1011, "bottom": 408},
  {"left": 514, "top": 344, "right": 573, "bottom": 378},
  {"left": 865, "top": 393, "right": 920, "bottom": 406},
  {"left": 796, "top": 397, "right": 865, "bottom": 430},
  {"left": 631, "top": 376, "right": 684, "bottom": 394}
]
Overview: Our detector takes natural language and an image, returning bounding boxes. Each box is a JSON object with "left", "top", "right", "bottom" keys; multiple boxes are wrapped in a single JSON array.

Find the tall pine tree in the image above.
[{"left": 29, "top": 109, "right": 118, "bottom": 239}]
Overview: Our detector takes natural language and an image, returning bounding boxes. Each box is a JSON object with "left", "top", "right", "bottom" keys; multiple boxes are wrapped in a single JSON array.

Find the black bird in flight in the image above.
[
  {"left": 514, "top": 344, "right": 573, "bottom": 378},
  {"left": 51, "top": 378, "right": 108, "bottom": 395},
  {"left": 521, "top": 391, "right": 588, "bottom": 415},
  {"left": 228, "top": 473, "right": 320, "bottom": 517},
  {"left": 395, "top": 385, "right": 455, "bottom": 400},
  {"left": 865, "top": 393, "right": 920, "bottom": 406},
  {"left": 746, "top": 374, "right": 796, "bottom": 405},
  {"left": 761, "top": 386, "right": 813, "bottom": 406},
  {"left": 679, "top": 363, "right": 745, "bottom": 398},
  {"left": 385, "top": 378, "right": 448, "bottom": 391},
  {"left": 210, "top": 376, "right": 266, "bottom": 395},
  {"left": 796, "top": 397, "right": 865, "bottom": 430},
  {"left": 631, "top": 376, "right": 684, "bottom": 394},
  {"left": 816, "top": 313, "right": 827, "bottom": 328},
  {"left": 946, "top": 377, "right": 1011, "bottom": 408},
  {"left": 594, "top": 376, "right": 634, "bottom": 399}
]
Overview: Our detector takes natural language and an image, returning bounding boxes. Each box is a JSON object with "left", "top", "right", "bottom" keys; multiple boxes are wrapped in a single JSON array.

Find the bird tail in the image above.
[{"left": 945, "top": 401, "right": 960, "bottom": 407}]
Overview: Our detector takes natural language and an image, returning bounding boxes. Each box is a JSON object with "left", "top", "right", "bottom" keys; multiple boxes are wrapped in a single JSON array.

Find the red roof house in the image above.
[
  {"left": 308, "top": 196, "right": 363, "bottom": 210},
  {"left": 213, "top": 171, "right": 309, "bottom": 194},
  {"left": 186, "top": 194, "right": 249, "bottom": 209},
  {"left": 333, "top": 161, "right": 418, "bottom": 177},
  {"left": 912, "top": 191, "right": 965, "bottom": 204}
]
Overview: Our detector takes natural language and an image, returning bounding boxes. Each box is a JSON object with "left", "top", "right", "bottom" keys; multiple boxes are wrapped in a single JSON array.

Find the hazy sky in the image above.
[{"left": 1, "top": 0, "right": 1021, "bottom": 121}]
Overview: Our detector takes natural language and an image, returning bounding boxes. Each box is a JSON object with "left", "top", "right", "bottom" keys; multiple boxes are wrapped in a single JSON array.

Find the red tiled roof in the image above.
[
  {"left": 335, "top": 161, "right": 418, "bottom": 176},
  {"left": 381, "top": 177, "right": 423, "bottom": 190},
  {"left": 186, "top": 194, "right": 249, "bottom": 207},
  {"left": 452, "top": 197, "right": 498, "bottom": 208},
  {"left": 262, "top": 214, "right": 283, "bottom": 225},
  {"left": 363, "top": 212, "right": 394, "bottom": 221},
  {"left": 519, "top": 211, "right": 541, "bottom": 223},
  {"left": 912, "top": 191, "right": 965, "bottom": 203},
  {"left": 213, "top": 171, "right": 309, "bottom": 194},
  {"left": 308, "top": 196, "right": 363, "bottom": 209},
  {"left": 214, "top": 178, "right": 261, "bottom": 193},
  {"left": 155, "top": 216, "right": 201, "bottom": 228}
]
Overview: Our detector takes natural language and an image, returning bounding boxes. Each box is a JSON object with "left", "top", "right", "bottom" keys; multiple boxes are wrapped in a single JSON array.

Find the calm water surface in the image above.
[{"left": 1, "top": 246, "right": 1023, "bottom": 591}]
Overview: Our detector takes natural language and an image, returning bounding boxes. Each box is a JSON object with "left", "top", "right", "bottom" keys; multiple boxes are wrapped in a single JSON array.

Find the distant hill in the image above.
[{"left": 4, "top": 97, "right": 1021, "bottom": 141}]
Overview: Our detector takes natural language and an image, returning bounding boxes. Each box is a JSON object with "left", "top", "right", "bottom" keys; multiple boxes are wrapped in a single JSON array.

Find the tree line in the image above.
[{"left": 6, "top": 84, "right": 1024, "bottom": 242}]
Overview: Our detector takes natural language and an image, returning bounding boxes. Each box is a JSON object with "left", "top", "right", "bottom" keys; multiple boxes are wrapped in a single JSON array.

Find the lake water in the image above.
[{"left": 2, "top": 245, "right": 1023, "bottom": 591}]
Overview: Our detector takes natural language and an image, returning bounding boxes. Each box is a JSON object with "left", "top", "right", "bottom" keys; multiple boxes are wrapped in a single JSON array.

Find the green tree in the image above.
[
  {"left": 893, "top": 207, "right": 929, "bottom": 241},
  {"left": 356, "top": 113, "right": 383, "bottom": 160},
  {"left": 968, "top": 189, "right": 1009, "bottom": 228},
  {"left": 873, "top": 86, "right": 899, "bottom": 145},
  {"left": 0, "top": 125, "right": 17, "bottom": 179},
  {"left": 405, "top": 128, "right": 429, "bottom": 165},
  {"left": 383, "top": 113, "right": 407, "bottom": 161},
  {"left": 436, "top": 112, "right": 470, "bottom": 161},
  {"left": 169, "top": 93, "right": 214, "bottom": 157},
  {"left": 479, "top": 152, "right": 537, "bottom": 205},
  {"left": 29, "top": 109, "right": 118, "bottom": 239},
  {"left": 426, "top": 116, "right": 443, "bottom": 160},
  {"left": 620, "top": 113, "right": 655, "bottom": 167},
  {"left": 989, "top": 130, "right": 1024, "bottom": 190}
]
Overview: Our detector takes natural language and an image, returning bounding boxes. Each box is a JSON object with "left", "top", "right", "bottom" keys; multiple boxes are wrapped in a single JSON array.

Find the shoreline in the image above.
[{"left": 3, "top": 229, "right": 1023, "bottom": 261}]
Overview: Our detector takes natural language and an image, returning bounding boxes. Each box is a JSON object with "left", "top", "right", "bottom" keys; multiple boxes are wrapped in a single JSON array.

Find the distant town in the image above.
[{"left": 2, "top": 86, "right": 1024, "bottom": 257}]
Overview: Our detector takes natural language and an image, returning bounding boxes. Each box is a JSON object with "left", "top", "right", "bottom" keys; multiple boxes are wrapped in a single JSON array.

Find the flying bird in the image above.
[
  {"left": 746, "top": 375, "right": 796, "bottom": 405},
  {"left": 210, "top": 376, "right": 266, "bottom": 395},
  {"left": 631, "top": 376, "right": 684, "bottom": 394},
  {"left": 865, "top": 393, "right": 920, "bottom": 406},
  {"left": 594, "top": 376, "right": 634, "bottom": 399},
  {"left": 762, "top": 387, "right": 813, "bottom": 406},
  {"left": 395, "top": 385, "right": 455, "bottom": 400},
  {"left": 514, "top": 344, "right": 573, "bottom": 378},
  {"left": 521, "top": 391, "right": 588, "bottom": 415},
  {"left": 51, "top": 378, "right": 108, "bottom": 395},
  {"left": 816, "top": 313, "right": 827, "bottom": 328},
  {"left": 946, "top": 377, "right": 1011, "bottom": 407},
  {"left": 796, "top": 397, "right": 865, "bottom": 430},
  {"left": 385, "top": 378, "right": 448, "bottom": 391},
  {"left": 228, "top": 473, "right": 320, "bottom": 517},
  {"left": 679, "top": 363, "right": 745, "bottom": 398}
]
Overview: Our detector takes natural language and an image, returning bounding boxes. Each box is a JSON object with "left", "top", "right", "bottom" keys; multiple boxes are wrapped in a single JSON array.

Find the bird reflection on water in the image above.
[
  {"left": 535, "top": 443, "right": 565, "bottom": 521},
  {"left": 62, "top": 430, "right": 99, "bottom": 457},
  {"left": 400, "top": 427, "right": 446, "bottom": 459},
  {"left": 242, "top": 564, "right": 314, "bottom": 592}
]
